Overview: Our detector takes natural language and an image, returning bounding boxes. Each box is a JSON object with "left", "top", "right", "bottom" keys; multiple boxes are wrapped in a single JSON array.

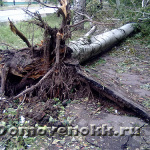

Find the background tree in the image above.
[
  {"left": 0, "top": 0, "right": 3, "bottom": 6},
  {"left": 72, "top": 0, "right": 86, "bottom": 29}
]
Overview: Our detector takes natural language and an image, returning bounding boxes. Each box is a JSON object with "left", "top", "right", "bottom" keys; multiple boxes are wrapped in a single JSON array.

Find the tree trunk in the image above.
[
  {"left": 116, "top": 0, "right": 120, "bottom": 10},
  {"left": 0, "top": 0, "right": 3, "bottom": 6},
  {"left": 73, "top": 0, "right": 86, "bottom": 29},
  {"left": 69, "top": 23, "right": 135, "bottom": 63}
]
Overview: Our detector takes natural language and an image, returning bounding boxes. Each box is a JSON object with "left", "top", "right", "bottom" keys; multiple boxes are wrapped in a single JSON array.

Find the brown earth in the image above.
[{"left": 84, "top": 39, "right": 150, "bottom": 112}]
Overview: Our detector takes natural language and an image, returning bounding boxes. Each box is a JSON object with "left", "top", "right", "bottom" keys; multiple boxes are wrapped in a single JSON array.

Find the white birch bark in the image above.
[
  {"left": 116, "top": 0, "right": 120, "bottom": 9},
  {"left": 69, "top": 23, "right": 135, "bottom": 63},
  {"left": 73, "top": 0, "right": 86, "bottom": 29},
  {"left": 142, "top": 0, "right": 149, "bottom": 7}
]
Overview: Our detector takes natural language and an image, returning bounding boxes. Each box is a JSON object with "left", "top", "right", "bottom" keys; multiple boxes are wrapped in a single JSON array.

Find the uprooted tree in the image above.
[
  {"left": 0, "top": 0, "right": 135, "bottom": 102},
  {"left": 0, "top": 0, "right": 92, "bottom": 101}
]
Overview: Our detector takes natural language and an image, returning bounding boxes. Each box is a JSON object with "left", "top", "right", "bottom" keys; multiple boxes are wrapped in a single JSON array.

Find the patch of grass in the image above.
[
  {"left": 140, "top": 83, "right": 150, "bottom": 91},
  {"left": 106, "top": 107, "right": 114, "bottom": 113},
  {"left": 0, "top": 13, "right": 62, "bottom": 50},
  {"left": 86, "top": 58, "right": 106, "bottom": 69},
  {"left": 142, "top": 97, "right": 150, "bottom": 109},
  {"left": 0, "top": 21, "right": 43, "bottom": 49},
  {"left": 0, "top": 13, "right": 91, "bottom": 50}
]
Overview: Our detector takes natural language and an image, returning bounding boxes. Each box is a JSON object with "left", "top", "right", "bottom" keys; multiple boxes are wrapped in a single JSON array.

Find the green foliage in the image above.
[
  {"left": 108, "top": 0, "right": 141, "bottom": 7},
  {"left": 138, "top": 19, "right": 150, "bottom": 36},
  {"left": 0, "top": 13, "right": 61, "bottom": 50},
  {"left": 86, "top": 58, "right": 106, "bottom": 69},
  {"left": 0, "top": 107, "right": 36, "bottom": 149},
  {"left": 107, "top": 0, "right": 150, "bottom": 46},
  {"left": 86, "top": 0, "right": 102, "bottom": 17}
]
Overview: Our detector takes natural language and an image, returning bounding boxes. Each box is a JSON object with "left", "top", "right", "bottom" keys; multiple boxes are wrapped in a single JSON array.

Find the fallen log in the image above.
[{"left": 70, "top": 23, "right": 135, "bottom": 63}]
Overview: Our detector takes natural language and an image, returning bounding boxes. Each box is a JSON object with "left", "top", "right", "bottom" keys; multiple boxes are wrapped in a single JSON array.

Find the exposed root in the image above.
[{"left": 12, "top": 62, "right": 92, "bottom": 102}]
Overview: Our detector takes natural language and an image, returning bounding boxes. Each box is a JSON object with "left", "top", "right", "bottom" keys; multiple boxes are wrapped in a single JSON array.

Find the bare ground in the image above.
[{"left": 84, "top": 38, "right": 150, "bottom": 111}]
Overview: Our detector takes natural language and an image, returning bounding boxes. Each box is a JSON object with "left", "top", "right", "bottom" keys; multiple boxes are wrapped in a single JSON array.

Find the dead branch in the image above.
[
  {"left": 34, "top": 0, "right": 58, "bottom": 9},
  {"left": 8, "top": 18, "right": 31, "bottom": 48},
  {"left": 75, "top": 11, "right": 93, "bottom": 27},
  {"left": 74, "top": 11, "right": 97, "bottom": 37},
  {"left": 84, "top": 26, "right": 97, "bottom": 37},
  {"left": 69, "top": 19, "right": 115, "bottom": 28},
  {"left": 23, "top": 9, "right": 44, "bottom": 23},
  {"left": 69, "top": 19, "right": 90, "bottom": 28},
  {"left": 24, "top": 9, "right": 53, "bottom": 33}
]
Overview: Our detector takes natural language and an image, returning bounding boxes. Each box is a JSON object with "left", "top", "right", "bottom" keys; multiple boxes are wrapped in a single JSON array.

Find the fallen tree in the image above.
[
  {"left": 0, "top": 0, "right": 136, "bottom": 101},
  {"left": 0, "top": 0, "right": 92, "bottom": 101},
  {"left": 70, "top": 23, "right": 135, "bottom": 63}
]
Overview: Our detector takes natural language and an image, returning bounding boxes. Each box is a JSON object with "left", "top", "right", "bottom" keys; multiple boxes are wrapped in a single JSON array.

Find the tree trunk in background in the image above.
[
  {"left": 0, "top": 0, "right": 3, "bottom": 6},
  {"left": 116, "top": 0, "right": 120, "bottom": 10},
  {"left": 142, "top": 0, "right": 150, "bottom": 7},
  {"left": 69, "top": 23, "right": 135, "bottom": 63},
  {"left": 73, "top": 0, "right": 86, "bottom": 29}
]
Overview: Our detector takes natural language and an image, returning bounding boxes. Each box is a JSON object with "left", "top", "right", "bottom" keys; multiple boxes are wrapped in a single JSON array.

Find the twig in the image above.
[
  {"left": 92, "top": 106, "right": 104, "bottom": 115},
  {"left": 69, "top": 19, "right": 115, "bottom": 28},
  {"left": 85, "top": 137, "right": 101, "bottom": 148},
  {"left": 34, "top": 0, "right": 58, "bottom": 9},
  {"left": 23, "top": 9, "right": 43, "bottom": 22},
  {"left": 75, "top": 11, "right": 93, "bottom": 27},
  {"left": 69, "top": 19, "right": 90, "bottom": 28},
  {"left": 24, "top": 9, "right": 52, "bottom": 31}
]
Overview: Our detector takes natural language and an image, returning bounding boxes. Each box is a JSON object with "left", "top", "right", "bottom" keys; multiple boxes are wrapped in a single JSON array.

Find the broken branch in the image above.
[{"left": 8, "top": 18, "right": 31, "bottom": 48}]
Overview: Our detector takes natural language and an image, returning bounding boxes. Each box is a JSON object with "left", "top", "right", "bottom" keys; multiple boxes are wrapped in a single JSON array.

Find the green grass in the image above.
[
  {"left": 0, "top": 13, "right": 62, "bottom": 50},
  {"left": 0, "top": 13, "right": 90, "bottom": 50},
  {"left": 85, "top": 58, "right": 106, "bottom": 69}
]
